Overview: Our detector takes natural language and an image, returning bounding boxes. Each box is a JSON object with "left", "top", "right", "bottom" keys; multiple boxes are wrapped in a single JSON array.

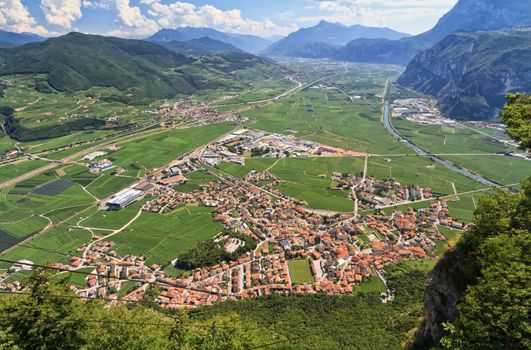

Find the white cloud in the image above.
[
  {"left": 82, "top": 0, "right": 109, "bottom": 10},
  {"left": 139, "top": 0, "right": 294, "bottom": 36},
  {"left": 0, "top": 0, "right": 51, "bottom": 35},
  {"left": 109, "top": 0, "right": 158, "bottom": 36},
  {"left": 310, "top": 0, "right": 458, "bottom": 33},
  {"left": 40, "top": 0, "right": 83, "bottom": 29}
]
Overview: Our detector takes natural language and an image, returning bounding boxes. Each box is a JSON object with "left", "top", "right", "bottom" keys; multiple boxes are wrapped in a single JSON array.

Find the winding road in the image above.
[{"left": 381, "top": 84, "right": 500, "bottom": 188}]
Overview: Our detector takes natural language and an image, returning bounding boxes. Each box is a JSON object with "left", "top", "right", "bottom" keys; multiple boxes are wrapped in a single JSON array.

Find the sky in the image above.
[{"left": 0, "top": 0, "right": 459, "bottom": 38}]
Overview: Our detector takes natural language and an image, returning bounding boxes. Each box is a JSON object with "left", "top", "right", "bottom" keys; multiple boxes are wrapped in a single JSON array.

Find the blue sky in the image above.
[{"left": 0, "top": 0, "right": 459, "bottom": 38}]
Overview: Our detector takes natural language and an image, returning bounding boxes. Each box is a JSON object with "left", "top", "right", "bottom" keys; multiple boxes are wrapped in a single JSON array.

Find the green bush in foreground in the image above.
[
  {"left": 0, "top": 269, "right": 264, "bottom": 350},
  {"left": 439, "top": 179, "right": 530, "bottom": 350}
]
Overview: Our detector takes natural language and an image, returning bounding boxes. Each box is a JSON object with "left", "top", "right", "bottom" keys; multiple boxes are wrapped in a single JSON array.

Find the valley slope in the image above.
[{"left": 398, "top": 29, "right": 531, "bottom": 120}]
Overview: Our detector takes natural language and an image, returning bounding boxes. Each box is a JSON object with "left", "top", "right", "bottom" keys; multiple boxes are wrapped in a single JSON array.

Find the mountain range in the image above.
[
  {"left": 0, "top": 32, "right": 275, "bottom": 99},
  {"left": 147, "top": 27, "right": 272, "bottom": 54},
  {"left": 0, "top": 29, "right": 44, "bottom": 48},
  {"left": 156, "top": 37, "right": 243, "bottom": 55},
  {"left": 398, "top": 29, "right": 531, "bottom": 120},
  {"left": 262, "top": 20, "right": 410, "bottom": 57},
  {"left": 270, "top": 0, "right": 531, "bottom": 65}
]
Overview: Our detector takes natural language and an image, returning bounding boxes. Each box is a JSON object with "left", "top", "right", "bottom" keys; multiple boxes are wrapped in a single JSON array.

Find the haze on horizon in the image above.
[{"left": 0, "top": 0, "right": 458, "bottom": 39}]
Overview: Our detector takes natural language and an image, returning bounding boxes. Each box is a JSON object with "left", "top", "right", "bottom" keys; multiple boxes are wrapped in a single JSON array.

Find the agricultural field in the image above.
[
  {"left": 393, "top": 118, "right": 514, "bottom": 155},
  {"left": 218, "top": 155, "right": 486, "bottom": 213},
  {"left": 216, "top": 158, "right": 278, "bottom": 179},
  {"left": 85, "top": 175, "right": 137, "bottom": 199},
  {"left": 243, "top": 88, "right": 411, "bottom": 155},
  {"left": 213, "top": 77, "right": 298, "bottom": 106},
  {"left": 174, "top": 170, "right": 218, "bottom": 192},
  {"left": 108, "top": 122, "right": 235, "bottom": 174},
  {"left": 0, "top": 224, "right": 93, "bottom": 270},
  {"left": 2, "top": 75, "right": 146, "bottom": 128},
  {"left": 0, "top": 160, "right": 48, "bottom": 183},
  {"left": 367, "top": 156, "right": 484, "bottom": 194},
  {"left": 78, "top": 201, "right": 145, "bottom": 231},
  {"left": 288, "top": 259, "right": 314, "bottom": 284},
  {"left": 111, "top": 207, "right": 224, "bottom": 266},
  {"left": 443, "top": 155, "right": 531, "bottom": 186},
  {"left": 435, "top": 226, "right": 462, "bottom": 256},
  {"left": 0, "top": 169, "right": 96, "bottom": 246}
]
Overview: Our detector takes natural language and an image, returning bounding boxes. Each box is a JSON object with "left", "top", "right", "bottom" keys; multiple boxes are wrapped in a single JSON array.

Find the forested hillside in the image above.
[
  {"left": 413, "top": 95, "right": 531, "bottom": 349},
  {"left": 0, "top": 32, "right": 197, "bottom": 99}
]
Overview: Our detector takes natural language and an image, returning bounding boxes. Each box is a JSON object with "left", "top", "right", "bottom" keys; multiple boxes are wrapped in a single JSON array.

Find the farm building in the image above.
[{"left": 107, "top": 188, "right": 143, "bottom": 209}]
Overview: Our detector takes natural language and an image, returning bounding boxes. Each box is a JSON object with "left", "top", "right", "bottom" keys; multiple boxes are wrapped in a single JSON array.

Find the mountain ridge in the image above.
[
  {"left": 147, "top": 27, "right": 271, "bottom": 54},
  {"left": 262, "top": 20, "right": 410, "bottom": 57},
  {"left": 274, "top": 0, "right": 531, "bottom": 65},
  {"left": 397, "top": 28, "right": 531, "bottom": 120},
  {"left": 155, "top": 37, "right": 243, "bottom": 55}
]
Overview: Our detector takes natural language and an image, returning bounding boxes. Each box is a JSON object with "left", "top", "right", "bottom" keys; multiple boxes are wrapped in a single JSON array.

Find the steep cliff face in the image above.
[
  {"left": 418, "top": 0, "right": 531, "bottom": 44},
  {"left": 398, "top": 29, "right": 531, "bottom": 120},
  {"left": 416, "top": 249, "right": 470, "bottom": 346}
]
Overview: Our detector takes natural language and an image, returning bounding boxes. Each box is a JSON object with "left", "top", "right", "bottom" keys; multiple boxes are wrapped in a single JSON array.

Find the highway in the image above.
[{"left": 382, "top": 101, "right": 500, "bottom": 188}]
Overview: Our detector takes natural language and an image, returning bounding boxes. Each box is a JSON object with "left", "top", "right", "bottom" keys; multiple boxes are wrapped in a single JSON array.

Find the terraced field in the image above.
[{"left": 111, "top": 207, "right": 224, "bottom": 266}]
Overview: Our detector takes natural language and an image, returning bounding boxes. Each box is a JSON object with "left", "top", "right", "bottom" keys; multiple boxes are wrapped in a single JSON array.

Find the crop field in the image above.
[
  {"left": 244, "top": 88, "right": 410, "bottom": 155},
  {"left": 111, "top": 208, "right": 223, "bottom": 266},
  {"left": 21, "top": 129, "right": 117, "bottom": 155},
  {"left": 367, "top": 156, "right": 485, "bottom": 195},
  {"left": 216, "top": 155, "right": 487, "bottom": 212},
  {"left": 393, "top": 119, "right": 514, "bottom": 154},
  {"left": 288, "top": 259, "right": 314, "bottom": 284},
  {"left": 447, "top": 193, "right": 479, "bottom": 222},
  {"left": 216, "top": 158, "right": 278, "bottom": 179},
  {"left": 2, "top": 75, "right": 145, "bottom": 128},
  {"left": 79, "top": 201, "right": 145, "bottom": 230},
  {"left": 443, "top": 155, "right": 531, "bottom": 186},
  {"left": 0, "top": 224, "right": 93, "bottom": 269},
  {"left": 270, "top": 157, "right": 364, "bottom": 212},
  {"left": 85, "top": 175, "right": 137, "bottom": 199},
  {"left": 213, "top": 78, "right": 298, "bottom": 106},
  {"left": 175, "top": 171, "right": 218, "bottom": 192},
  {"left": 32, "top": 179, "right": 74, "bottom": 196},
  {"left": 0, "top": 160, "right": 48, "bottom": 183},
  {"left": 435, "top": 226, "right": 462, "bottom": 256},
  {"left": 108, "top": 123, "right": 234, "bottom": 173},
  {"left": 0, "top": 170, "right": 96, "bottom": 241}
]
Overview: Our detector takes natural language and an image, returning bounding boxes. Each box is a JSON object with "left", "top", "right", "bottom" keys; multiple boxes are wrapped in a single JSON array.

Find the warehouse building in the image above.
[{"left": 107, "top": 188, "right": 143, "bottom": 210}]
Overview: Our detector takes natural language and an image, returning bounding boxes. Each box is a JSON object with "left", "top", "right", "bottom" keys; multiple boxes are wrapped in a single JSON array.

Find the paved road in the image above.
[{"left": 382, "top": 101, "right": 500, "bottom": 188}]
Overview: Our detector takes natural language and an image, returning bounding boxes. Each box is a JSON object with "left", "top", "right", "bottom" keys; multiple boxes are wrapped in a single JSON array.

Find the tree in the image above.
[
  {"left": 0, "top": 268, "right": 89, "bottom": 350},
  {"left": 0, "top": 267, "right": 265, "bottom": 349},
  {"left": 500, "top": 93, "right": 531, "bottom": 150},
  {"left": 440, "top": 180, "right": 531, "bottom": 349}
]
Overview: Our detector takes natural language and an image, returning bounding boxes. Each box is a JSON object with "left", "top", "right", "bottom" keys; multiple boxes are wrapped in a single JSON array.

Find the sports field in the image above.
[{"left": 288, "top": 259, "right": 314, "bottom": 284}]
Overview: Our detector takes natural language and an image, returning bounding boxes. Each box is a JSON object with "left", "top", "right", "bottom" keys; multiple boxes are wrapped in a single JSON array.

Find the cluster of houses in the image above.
[
  {"left": 116, "top": 169, "right": 463, "bottom": 307},
  {"left": 149, "top": 98, "right": 248, "bottom": 129}
]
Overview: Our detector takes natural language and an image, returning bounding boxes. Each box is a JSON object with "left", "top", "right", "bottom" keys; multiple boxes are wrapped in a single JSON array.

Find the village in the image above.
[{"left": 1, "top": 149, "right": 464, "bottom": 308}]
